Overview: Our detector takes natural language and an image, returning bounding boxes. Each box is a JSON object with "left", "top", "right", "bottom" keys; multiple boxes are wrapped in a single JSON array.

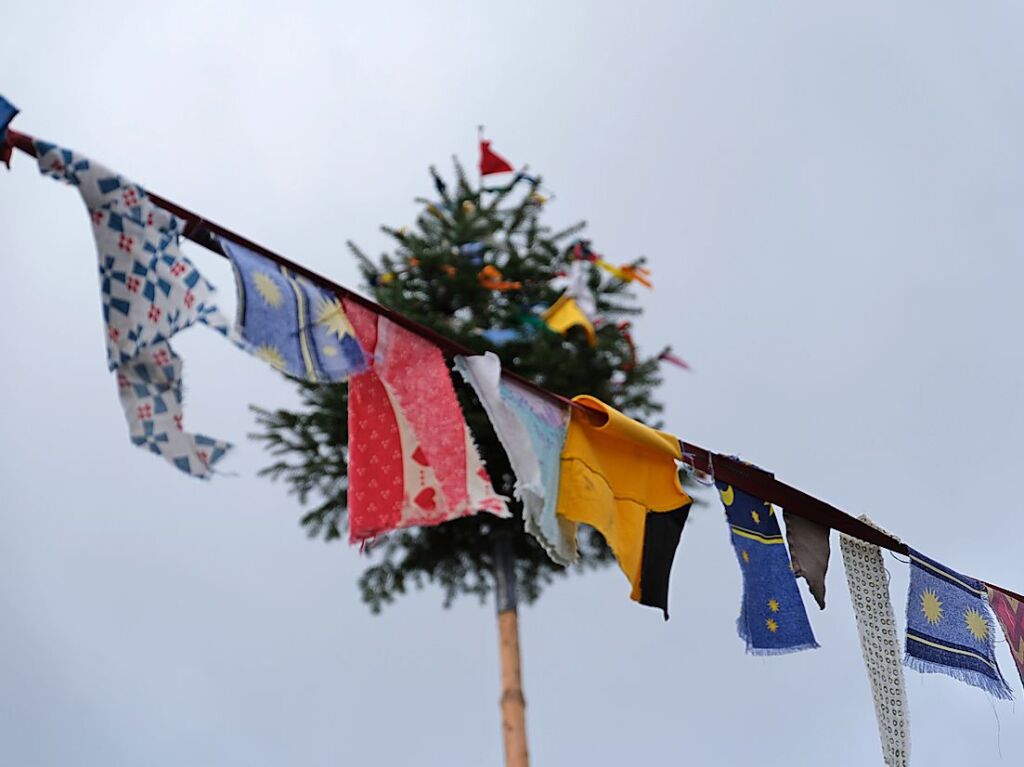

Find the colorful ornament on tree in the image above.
[
  {"left": 480, "top": 327, "right": 529, "bottom": 346},
  {"left": 481, "top": 171, "right": 538, "bottom": 195},
  {"left": 659, "top": 350, "right": 690, "bottom": 370},
  {"left": 541, "top": 294, "right": 597, "bottom": 347},
  {"left": 478, "top": 264, "right": 522, "bottom": 291},
  {"left": 459, "top": 241, "right": 487, "bottom": 265},
  {"left": 560, "top": 259, "right": 597, "bottom": 319},
  {"left": 617, "top": 321, "right": 637, "bottom": 372},
  {"left": 594, "top": 257, "right": 652, "bottom": 288},
  {"left": 571, "top": 241, "right": 653, "bottom": 289}
]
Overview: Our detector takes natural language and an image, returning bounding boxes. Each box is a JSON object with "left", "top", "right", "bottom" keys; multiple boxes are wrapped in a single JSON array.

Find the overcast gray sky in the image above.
[{"left": 2, "top": 2, "right": 1023, "bottom": 765}]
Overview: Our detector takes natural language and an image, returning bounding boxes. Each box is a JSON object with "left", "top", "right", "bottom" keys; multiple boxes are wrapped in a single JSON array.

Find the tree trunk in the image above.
[{"left": 494, "top": 533, "right": 529, "bottom": 767}]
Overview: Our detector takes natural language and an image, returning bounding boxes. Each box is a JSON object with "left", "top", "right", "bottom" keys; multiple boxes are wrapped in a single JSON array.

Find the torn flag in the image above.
[
  {"left": 344, "top": 299, "right": 508, "bottom": 541},
  {"left": 557, "top": 396, "right": 691, "bottom": 616},
  {"left": 717, "top": 482, "right": 818, "bottom": 654},
  {"left": 455, "top": 352, "right": 575, "bottom": 565},
  {"left": 840, "top": 519, "right": 910, "bottom": 767},
  {"left": 34, "top": 139, "right": 231, "bottom": 477},
  {"left": 986, "top": 585, "right": 1024, "bottom": 690},
  {"left": 905, "top": 548, "right": 1012, "bottom": 699},
  {"left": 783, "top": 510, "right": 830, "bottom": 610}
]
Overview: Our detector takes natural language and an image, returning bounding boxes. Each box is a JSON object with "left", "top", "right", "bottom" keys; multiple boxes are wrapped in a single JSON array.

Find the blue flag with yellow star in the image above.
[
  {"left": 716, "top": 481, "right": 819, "bottom": 655},
  {"left": 223, "top": 239, "right": 367, "bottom": 382},
  {"left": 905, "top": 548, "right": 1012, "bottom": 699}
]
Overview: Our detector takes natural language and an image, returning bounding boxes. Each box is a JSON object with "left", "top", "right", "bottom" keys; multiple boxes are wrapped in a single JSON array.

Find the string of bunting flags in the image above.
[{"left": 3, "top": 98, "right": 1022, "bottom": 764}]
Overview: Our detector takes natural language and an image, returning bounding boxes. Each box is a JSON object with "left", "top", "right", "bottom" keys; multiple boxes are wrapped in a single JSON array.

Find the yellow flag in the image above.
[{"left": 541, "top": 294, "right": 597, "bottom": 347}]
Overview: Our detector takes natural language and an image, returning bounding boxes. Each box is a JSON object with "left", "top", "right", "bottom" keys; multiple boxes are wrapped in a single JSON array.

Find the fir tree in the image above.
[{"left": 251, "top": 160, "right": 673, "bottom": 612}]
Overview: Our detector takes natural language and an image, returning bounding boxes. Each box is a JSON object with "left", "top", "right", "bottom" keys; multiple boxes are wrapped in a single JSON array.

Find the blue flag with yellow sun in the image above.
[
  {"left": 223, "top": 239, "right": 367, "bottom": 382},
  {"left": 905, "top": 548, "right": 1013, "bottom": 699},
  {"left": 716, "top": 481, "right": 819, "bottom": 655}
]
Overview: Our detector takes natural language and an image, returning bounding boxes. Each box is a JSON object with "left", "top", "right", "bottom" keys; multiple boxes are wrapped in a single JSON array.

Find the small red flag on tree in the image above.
[
  {"left": 659, "top": 351, "right": 691, "bottom": 370},
  {"left": 479, "top": 139, "right": 514, "bottom": 176}
]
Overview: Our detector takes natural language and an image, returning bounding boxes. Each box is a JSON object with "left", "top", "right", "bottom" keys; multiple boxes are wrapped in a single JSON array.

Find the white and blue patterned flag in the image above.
[{"left": 35, "top": 140, "right": 231, "bottom": 478}]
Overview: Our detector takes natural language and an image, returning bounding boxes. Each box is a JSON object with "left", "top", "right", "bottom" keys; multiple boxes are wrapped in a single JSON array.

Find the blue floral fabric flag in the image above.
[
  {"left": 35, "top": 139, "right": 231, "bottom": 478},
  {"left": 717, "top": 481, "right": 819, "bottom": 655},
  {"left": 904, "top": 548, "right": 1013, "bottom": 699},
  {"left": 223, "top": 239, "right": 366, "bottom": 382}
]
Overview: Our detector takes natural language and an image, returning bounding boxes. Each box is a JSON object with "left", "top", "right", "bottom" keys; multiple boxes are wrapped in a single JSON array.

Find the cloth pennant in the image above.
[
  {"left": 541, "top": 294, "right": 597, "bottom": 347},
  {"left": 782, "top": 511, "right": 830, "bottom": 609},
  {"left": 222, "top": 239, "right": 366, "bottom": 382},
  {"left": 119, "top": 343, "right": 230, "bottom": 476},
  {"left": 659, "top": 351, "right": 690, "bottom": 370},
  {"left": 986, "top": 585, "right": 1024, "bottom": 689},
  {"left": 34, "top": 139, "right": 231, "bottom": 477},
  {"left": 344, "top": 300, "right": 508, "bottom": 541},
  {"left": 716, "top": 481, "right": 818, "bottom": 654},
  {"left": 478, "top": 264, "right": 522, "bottom": 292},
  {"left": 562, "top": 259, "right": 597, "bottom": 319},
  {"left": 455, "top": 353, "right": 575, "bottom": 565},
  {"left": 905, "top": 548, "right": 1013, "bottom": 699},
  {"left": 557, "top": 396, "right": 691, "bottom": 616},
  {"left": 840, "top": 518, "right": 909, "bottom": 767},
  {"left": 480, "top": 327, "right": 532, "bottom": 346},
  {"left": 479, "top": 139, "right": 514, "bottom": 176}
]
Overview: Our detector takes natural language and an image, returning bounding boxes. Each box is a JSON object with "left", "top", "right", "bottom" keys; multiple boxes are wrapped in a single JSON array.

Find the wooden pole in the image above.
[{"left": 494, "top": 533, "right": 529, "bottom": 767}]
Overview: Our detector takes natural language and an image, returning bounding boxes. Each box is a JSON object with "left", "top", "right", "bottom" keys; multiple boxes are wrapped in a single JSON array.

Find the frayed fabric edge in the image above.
[
  {"left": 745, "top": 641, "right": 821, "bottom": 657},
  {"left": 904, "top": 653, "right": 1013, "bottom": 701},
  {"left": 736, "top": 611, "right": 819, "bottom": 656}
]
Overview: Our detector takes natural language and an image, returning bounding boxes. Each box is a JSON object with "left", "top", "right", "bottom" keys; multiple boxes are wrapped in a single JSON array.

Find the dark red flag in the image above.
[{"left": 479, "top": 140, "right": 514, "bottom": 176}]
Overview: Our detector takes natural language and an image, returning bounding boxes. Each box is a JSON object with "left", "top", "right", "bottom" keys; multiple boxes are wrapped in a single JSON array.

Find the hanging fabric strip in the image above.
[
  {"left": 985, "top": 585, "right": 1024, "bottom": 690},
  {"left": 344, "top": 300, "right": 508, "bottom": 541},
  {"left": 34, "top": 139, "right": 231, "bottom": 477},
  {"left": 223, "top": 239, "right": 366, "bottom": 382},
  {"left": 782, "top": 510, "right": 830, "bottom": 609},
  {"left": 904, "top": 548, "right": 1013, "bottom": 699},
  {"left": 557, "top": 396, "right": 691, "bottom": 615},
  {"left": 455, "top": 352, "right": 576, "bottom": 565},
  {"left": 717, "top": 481, "right": 818, "bottom": 654},
  {"left": 840, "top": 518, "right": 910, "bottom": 767}
]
